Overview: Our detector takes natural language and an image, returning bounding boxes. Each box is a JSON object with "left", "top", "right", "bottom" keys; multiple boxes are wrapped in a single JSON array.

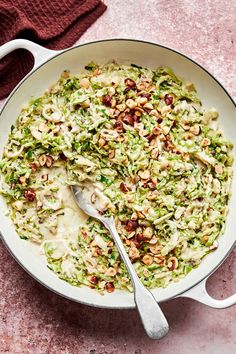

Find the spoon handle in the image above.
[{"left": 104, "top": 218, "right": 169, "bottom": 340}]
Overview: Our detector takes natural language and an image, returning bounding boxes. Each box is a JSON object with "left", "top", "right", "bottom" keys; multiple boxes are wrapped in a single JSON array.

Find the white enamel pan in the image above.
[{"left": 0, "top": 39, "right": 236, "bottom": 309}]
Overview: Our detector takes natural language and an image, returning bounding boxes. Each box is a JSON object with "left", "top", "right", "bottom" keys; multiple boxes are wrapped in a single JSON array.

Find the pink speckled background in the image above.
[{"left": 1, "top": 1, "right": 236, "bottom": 353}]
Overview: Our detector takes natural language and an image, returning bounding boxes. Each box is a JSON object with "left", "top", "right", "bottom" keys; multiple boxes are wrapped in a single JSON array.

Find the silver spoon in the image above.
[{"left": 71, "top": 185, "right": 169, "bottom": 339}]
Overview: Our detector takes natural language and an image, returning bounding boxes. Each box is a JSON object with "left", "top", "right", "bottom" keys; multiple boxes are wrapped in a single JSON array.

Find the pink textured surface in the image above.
[{"left": 0, "top": 0, "right": 236, "bottom": 353}]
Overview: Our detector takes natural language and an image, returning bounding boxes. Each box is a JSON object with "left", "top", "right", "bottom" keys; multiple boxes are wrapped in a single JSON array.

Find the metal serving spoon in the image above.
[{"left": 71, "top": 185, "right": 169, "bottom": 339}]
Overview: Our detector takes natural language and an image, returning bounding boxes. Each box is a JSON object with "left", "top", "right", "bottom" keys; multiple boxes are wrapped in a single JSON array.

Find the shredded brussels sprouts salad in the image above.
[{"left": 0, "top": 62, "right": 233, "bottom": 294}]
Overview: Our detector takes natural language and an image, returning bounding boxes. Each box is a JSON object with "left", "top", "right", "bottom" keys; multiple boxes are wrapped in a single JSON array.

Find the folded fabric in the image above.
[{"left": 0, "top": 0, "right": 107, "bottom": 99}]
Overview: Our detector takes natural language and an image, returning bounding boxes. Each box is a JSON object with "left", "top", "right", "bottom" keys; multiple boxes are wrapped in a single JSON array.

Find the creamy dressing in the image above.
[{"left": 39, "top": 166, "right": 88, "bottom": 242}]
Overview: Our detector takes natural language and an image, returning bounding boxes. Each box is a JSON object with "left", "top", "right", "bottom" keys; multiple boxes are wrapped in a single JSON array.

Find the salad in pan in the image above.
[{"left": 0, "top": 62, "right": 233, "bottom": 293}]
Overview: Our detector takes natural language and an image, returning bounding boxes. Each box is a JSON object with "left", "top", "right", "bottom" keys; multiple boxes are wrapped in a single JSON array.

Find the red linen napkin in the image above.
[{"left": 0, "top": 0, "right": 107, "bottom": 99}]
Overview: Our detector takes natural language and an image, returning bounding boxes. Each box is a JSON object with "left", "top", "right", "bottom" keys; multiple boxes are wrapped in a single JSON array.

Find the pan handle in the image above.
[
  {"left": 0, "top": 39, "right": 58, "bottom": 69},
  {"left": 180, "top": 276, "right": 236, "bottom": 309}
]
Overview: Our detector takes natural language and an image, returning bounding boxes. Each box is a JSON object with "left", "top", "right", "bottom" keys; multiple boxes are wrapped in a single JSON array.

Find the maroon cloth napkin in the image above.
[{"left": 0, "top": 0, "right": 107, "bottom": 99}]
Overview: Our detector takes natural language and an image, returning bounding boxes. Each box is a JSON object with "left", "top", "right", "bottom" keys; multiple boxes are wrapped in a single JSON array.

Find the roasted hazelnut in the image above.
[
  {"left": 123, "top": 114, "right": 134, "bottom": 126},
  {"left": 124, "top": 78, "right": 136, "bottom": 89},
  {"left": 126, "top": 219, "right": 138, "bottom": 232},
  {"left": 18, "top": 176, "right": 26, "bottom": 185},
  {"left": 140, "top": 92, "right": 151, "bottom": 100},
  {"left": 90, "top": 276, "right": 98, "bottom": 285},
  {"left": 120, "top": 182, "right": 129, "bottom": 193},
  {"left": 131, "top": 238, "right": 141, "bottom": 249},
  {"left": 39, "top": 154, "right": 47, "bottom": 166},
  {"left": 105, "top": 282, "right": 115, "bottom": 293},
  {"left": 46, "top": 155, "right": 54, "bottom": 167},
  {"left": 114, "top": 120, "right": 124, "bottom": 133},
  {"left": 164, "top": 94, "right": 173, "bottom": 105},
  {"left": 142, "top": 254, "right": 153, "bottom": 265},
  {"left": 24, "top": 188, "right": 36, "bottom": 202},
  {"left": 29, "top": 163, "right": 38, "bottom": 172},
  {"left": 102, "top": 95, "right": 112, "bottom": 107},
  {"left": 167, "top": 257, "right": 178, "bottom": 270}
]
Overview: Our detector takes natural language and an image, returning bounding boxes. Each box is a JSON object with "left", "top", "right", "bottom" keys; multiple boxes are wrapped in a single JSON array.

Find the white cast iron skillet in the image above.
[{"left": 0, "top": 39, "right": 236, "bottom": 309}]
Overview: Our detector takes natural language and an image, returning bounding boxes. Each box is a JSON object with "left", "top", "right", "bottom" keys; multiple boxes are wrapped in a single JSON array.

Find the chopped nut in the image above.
[
  {"left": 190, "top": 124, "right": 201, "bottom": 135},
  {"left": 143, "top": 102, "right": 154, "bottom": 110},
  {"left": 138, "top": 170, "right": 150, "bottom": 180},
  {"left": 105, "top": 282, "right": 115, "bottom": 293},
  {"left": 24, "top": 188, "right": 36, "bottom": 202},
  {"left": 182, "top": 124, "right": 191, "bottom": 131},
  {"left": 201, "top": 138, "right": 211, "bottom": 147},
  {"left": 93, "top": 68, "right": 100, "bottom": 76},
  {"left": 162, "top": 126, "right": 171, "bottom": 135},
  {"left": 126, "top": 219, "right": 138, "bottom": 232},
  {"left": 129, "top": 246, "right": 140, "bottom": 260},
  {"left": 90, "top": 276, "right": 98, "bottom": 284},
  {"left": 142, "top": 254, "right": 153, "bottom": 265},
  {"left": 29, "top": 163, "right": 38, "bottom": 172},
  {"left": 137, "top": 211, "right": 145, "bottom": 219},
  {"left": 116, "top": 103, "right": 126, "bottom": 112},
  {"left": 102, "top": 95, "right": 112, "bottom": 107},
  {"left": 202, "top": 235, "right": 209, "bottom": 243},
  {"left": 164, "top": 94, "right": 173, "bottom": 105},
  {"left": 18, "top": 176, "right": 26, "bottom": 185},
  {"left": 108, "top": 150, "right": 115, "bottom": 159},
  {"left": 114, "top": 120, "right": 124, "bottom": 133},
  {"left": 147, "top": 191, "right": 158, "bottom": 201},
  {"left": 151, "top": 148, "right": 159, "bottom": 159},
  {"left": 124, "top": 78, "right": 136, "bottom": 89},
  {"left": 120, "top": 182, "right": 129, "bottom": 193},
  {"left": 106, "top": 267, "right": 117, "bottom": 277},
  {"left": 183, "top": 153, "right": 190, "bottom": 161},
  {"left": 140, "top": 92, "right": 151, "bottom": 100},
  {"left": 39, "top": 154, "right": 47, "bottom": 166},
  {"left": 126, "top": 98, "right": 136, "bottom": 109},
  {"left": 134, "top": 106, "right": 144, "bottom": 113},
  {"left": 167, "top": 257, "right": 178, "bottom": 270},
  {"left": 210, "top": 240, "right": 218, "bottom": 250},
  {"left": 146, "top": 181, "right": 157, "bottom": 190},
  {"left": 154, "top": 255, "right": 165, "bottom": 265},
  {"left": 98, "top": 137, "right": 106, "bottom": 148},
  {"left": 138, "top": 97, "right": 148, "bottom": 105},
  {"left": 80, "top": 77, "right": 90, "bottom": 88},
  {"left": 134, "top": 110, "right": 142, "bottom": 117},
  {"left": 150, "top": 244, "right": 163, "bottom": 255},
  {"left": 131, "top": 212, "right": 138, "bottom": 220},
  {"left": 46, "top": 155, "right": 54, "bottom": 167},
  {"left": 123, "top": 114, "right": 134, "bottom": 126},
  {"left": 111, "top": 98, "right": 117, "bottom": 108},
  {"left": 149, "top": 237, "right": 158, "bottom": 245},
  {"left": 215, "top": 164, "right": 223, "bottom": 174},
  {"left": 150, "top": 109, "right": 159, "bottom": 117},
  {"left": 143, "top": 227, "right": 153, "bottom": 239},
  {"left": 131, "top": 238, "right": 141, "bottom": 249},
  {"left": 108, "top": 87, "right": 116, "bottom": 96}
]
